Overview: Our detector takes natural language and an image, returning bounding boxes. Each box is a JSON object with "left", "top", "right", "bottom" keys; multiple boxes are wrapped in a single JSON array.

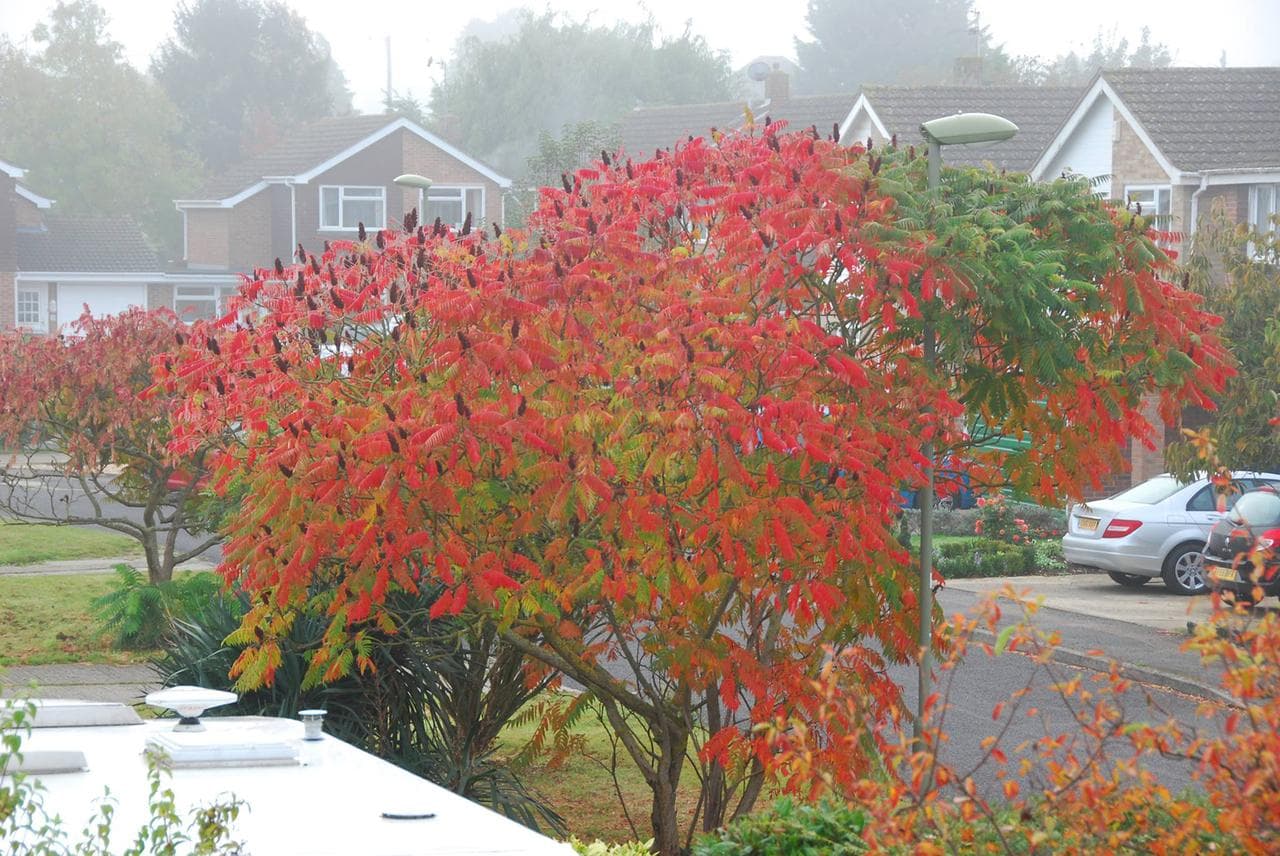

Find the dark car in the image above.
[{"left": 1202, "top": 488, "right": 1280, "bottom": 602}]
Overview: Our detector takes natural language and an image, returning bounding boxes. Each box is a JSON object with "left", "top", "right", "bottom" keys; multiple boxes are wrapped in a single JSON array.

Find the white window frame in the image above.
[
  {"left": 319, "top": 185, "right": 387, "bottom": 231},
  {"left": 424, "top": 185, "right": 486, "bottom": 231},
  {"left": 1248, "top": 184, "right": 1279, "bottom": 257},
  {"left": 15, "top": 283, "right": 48, "bottom": 332},
  {"left": 174, "top": 285, "right": 238, "bottom": 323},
  {"left": 1124, "top": 184, "right": 1174, "bottom": 244}
]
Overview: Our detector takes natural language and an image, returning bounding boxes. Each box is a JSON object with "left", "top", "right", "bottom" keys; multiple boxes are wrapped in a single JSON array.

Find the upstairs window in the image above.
[
  {"left": 1125, "top": 185, "right": 1174, "bottom": 244},
  {"left": 425, "top": 187, "right": 484, "bottom": 231},
  {"left": 320, "top": 185, "right": 386, "bottom": 231}
]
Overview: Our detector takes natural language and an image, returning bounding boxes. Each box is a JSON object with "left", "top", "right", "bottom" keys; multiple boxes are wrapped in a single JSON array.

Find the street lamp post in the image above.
[
  {"left": 913, "top": 113, "right": 1017, "bottom": 747},
  {"left": 393, "top": 173, "right": 434, "bottom": 223}
]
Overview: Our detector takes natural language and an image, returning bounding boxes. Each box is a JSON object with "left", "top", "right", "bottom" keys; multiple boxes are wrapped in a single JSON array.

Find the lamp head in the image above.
[
  {"left": 393, "top": 173, "right": 434, "bottom": 190},
  {"left": 920, "top": 113, "right": 1018, "bottom": 146}
]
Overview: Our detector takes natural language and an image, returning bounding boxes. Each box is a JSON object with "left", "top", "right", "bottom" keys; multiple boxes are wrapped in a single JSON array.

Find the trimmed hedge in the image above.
[{"left": 934, "top": 537, "right": 1037, "bottom": 578}]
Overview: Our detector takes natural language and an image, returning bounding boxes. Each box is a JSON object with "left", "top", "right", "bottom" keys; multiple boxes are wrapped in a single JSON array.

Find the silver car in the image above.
[{"left": 1062, "top": 471, "right": 1280, "bottom": 594}]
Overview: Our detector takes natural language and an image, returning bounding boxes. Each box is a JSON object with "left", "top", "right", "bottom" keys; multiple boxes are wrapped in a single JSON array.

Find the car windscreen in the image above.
[
  {"left": 1108, "top": 476, "right": 1187, "bottom": 505},
  {"left": 1228, "top": 490, "right": 1280, "bottom": 527}
]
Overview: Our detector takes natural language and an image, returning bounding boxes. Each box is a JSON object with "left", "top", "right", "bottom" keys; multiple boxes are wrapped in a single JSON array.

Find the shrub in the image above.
[
  {"left": 90, "top": 564, "right": 222, "bottom": 649},
  {"left": 693, "top": 798, "right": 869, "bottom": 855},
  {"left": 153, "top": 578, "right": 565, "bottom": 835},
  {"left": 973, "top": 494, "right": 1066, "bottom": 542},
  {"left": 934, "top": 537, "right": 1035, "bottom": 578}
]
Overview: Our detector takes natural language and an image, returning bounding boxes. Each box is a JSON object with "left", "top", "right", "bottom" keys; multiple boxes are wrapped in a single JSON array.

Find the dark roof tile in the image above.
[
  {"left": 858, "top": 85, "right": 1081, "bottom": 172},
  {"left": 16, "top": 214, "right": 161, "bottom": 273},
  {"left": 1102, "top": 67, "right": 1280, "bottom": 171},
  {"left": 197, "top": 114, "right": 399, "bottom": 199}
]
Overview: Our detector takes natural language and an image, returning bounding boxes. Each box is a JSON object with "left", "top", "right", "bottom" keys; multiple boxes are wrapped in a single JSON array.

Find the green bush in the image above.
[
  {"left": 693, "top": 797, "right": 869, "bottom": 855},
  {"left": 154, "top": 578, "right": 565, "bottom": 835},
  {"left": 90, "top": 564, "right": 222, "bottom": 649},
  {"left": 935, "top": 537, "right": 1036, "bottom": 578}
]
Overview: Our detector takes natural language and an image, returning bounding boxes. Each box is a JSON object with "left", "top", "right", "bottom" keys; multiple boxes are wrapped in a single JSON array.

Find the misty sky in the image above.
[{"left": 1, "top": 0, "right": 1277, "bottom": 113}]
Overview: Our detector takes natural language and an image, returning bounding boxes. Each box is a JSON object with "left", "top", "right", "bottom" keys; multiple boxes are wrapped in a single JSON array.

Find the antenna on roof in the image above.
[
  {"left": 747, "top": 61, "right": 771, "bottom": 82},
  {"left": 384, "top": 36, "right": 393, "bottom": 114}
]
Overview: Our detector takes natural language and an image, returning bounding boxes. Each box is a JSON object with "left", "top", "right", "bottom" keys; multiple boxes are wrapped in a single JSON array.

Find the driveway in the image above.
[{"left": 945, "top": 572, "right": 1274, "bottom": 633}]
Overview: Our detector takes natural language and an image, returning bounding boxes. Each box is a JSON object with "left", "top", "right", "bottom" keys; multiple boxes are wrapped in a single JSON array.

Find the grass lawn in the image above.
[
  {"left": 0, "top": 522, "right": 141, "bottom": 566},
  {"left": 497, "top": 697, "right": 763, "bottom": 845},
  {"left": 0, "top": 572, "right": 154, "bottom": 666}
]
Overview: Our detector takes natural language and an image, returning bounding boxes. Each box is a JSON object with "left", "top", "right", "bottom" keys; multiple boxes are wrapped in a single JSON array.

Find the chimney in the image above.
[{"left": 764, "top": 64, "right": 790, "bottom": 103}]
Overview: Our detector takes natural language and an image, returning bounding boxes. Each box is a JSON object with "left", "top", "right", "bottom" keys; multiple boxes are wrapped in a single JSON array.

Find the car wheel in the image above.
[
  {"left": 1162, "top": 543, "right": 1208, "bottom": 596},
  {"left": 1107, "top": 571, "right": 1149, "bottom": 588}
]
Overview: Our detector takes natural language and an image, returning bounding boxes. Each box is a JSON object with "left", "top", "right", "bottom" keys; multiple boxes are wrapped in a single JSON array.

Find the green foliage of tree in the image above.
[
  {"left": 505, "top": 120, "right": 623, "bottom": 228},
  {"left": 152, "top": 0, "right": 352, "bottom": 174},
  {"left": 794, "top": 0, "right": 995, "bottom": 93},
  {"left": 1011, "top": 26, "right": 1173, "bottom": 86},
  {"left": 1166, "top": 203, "right": 1280, "bottom": 478},
  {"left": 0, "top": 1, "right": 202, "bottom": 255},
  {"left": 430, "top": 11, "right": 732, "bottom": 175}
]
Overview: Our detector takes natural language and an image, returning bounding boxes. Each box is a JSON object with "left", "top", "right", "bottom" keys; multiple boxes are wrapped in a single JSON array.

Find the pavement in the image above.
[
  {"left": 0, "top": 556, "right": 217, "bottom": 576},
  {"left": 0, "top": 564, "right": 1260, "bottom": 708},
  {"left": 1, "top": 662, "right": 158, "bottom": 704},
  {"left": 941, "top": 573, "right": 1276, "bottom": 703}
]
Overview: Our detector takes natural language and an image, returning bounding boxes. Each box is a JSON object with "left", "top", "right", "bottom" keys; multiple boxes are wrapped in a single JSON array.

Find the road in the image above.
[{"left": 0, "top": 470, "right": 222, "bottom": 563}]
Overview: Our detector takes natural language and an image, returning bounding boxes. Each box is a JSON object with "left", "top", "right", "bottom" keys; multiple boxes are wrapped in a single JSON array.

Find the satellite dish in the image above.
[{"left": 747, "top": 61, "right": 771, "bottom": 82}]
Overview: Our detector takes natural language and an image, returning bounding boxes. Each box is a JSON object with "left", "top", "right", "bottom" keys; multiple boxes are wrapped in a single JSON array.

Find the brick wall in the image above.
[
  {"left": 229, "top": 190, "right": 273, "bottom": 273},
  {"left": 185, "top": 209, "right": 230, "bottom": 267},
  {"left": 0, "top": 177, "right": 14, "bottom": 274},
  {"left": 1110, "top": 108, "right": 1169, "bottom": 202},
  {"left": 0, "top": 272, "right": 12, "bottom": 332},
  {"left": 14, "top": 196, "right": 42, "bottom": 228},
  {"left": 148, "top": 282, "right": 172, "bottom": 312},
  {"left": 401, "top": 131, "right": 505, "bottom": 227},
  {"left": 295, "top": 131, "right": 404, "bottom": 253}
]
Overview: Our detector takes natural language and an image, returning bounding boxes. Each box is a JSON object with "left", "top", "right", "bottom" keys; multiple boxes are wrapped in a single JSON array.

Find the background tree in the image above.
[
  {"left": 794, "top": 0, "right": 1003, "bottom": 93},
  {"left": 152, "top": 0, "right": 352, "bottom": 174},
  {"left": 505, "top": 120, "right": 622, "bottom": 228},
  {"left": 1011, "top": 26, "right": 1174, "bottom": 86},
  {"left": 1166, "top": 203, "right": 1280, "bottom": 477},
  {"left": 166, "top": 126, "right": 1224, "bottom": 852},
  {"left": 0, "top": 309, "right": 224, "bottom": 584},
  {"left": 430, "top": 10, "right": 732, "bottom": 175},
  {"left": 0, "top": 1, "right": 202, "bottom": 255}
]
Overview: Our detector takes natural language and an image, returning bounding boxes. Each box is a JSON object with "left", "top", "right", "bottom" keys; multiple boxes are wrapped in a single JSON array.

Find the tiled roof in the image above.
[
  {"left": 858, "top": 85, "right": 1081, "bottom": 172},
  {"left": 196, "top": 113, "right": 399, "bottom": 199},
  {"left": 618, "top": 94, "right": 854, "bottom": 157},
  {"left": 16, "top": 215, "right": 161, "bottom": 273},
  {"left": 1101, "top": 67, "right": 1280, "bottom": 172}
]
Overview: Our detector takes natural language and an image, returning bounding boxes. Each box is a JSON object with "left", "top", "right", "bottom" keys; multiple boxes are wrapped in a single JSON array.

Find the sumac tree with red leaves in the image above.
[
  {"left": 165, "top": 126, "right": 1226, "bottom": 852},
  {"left": 0, "top": 309, "right": 224, "bottom": 583}
]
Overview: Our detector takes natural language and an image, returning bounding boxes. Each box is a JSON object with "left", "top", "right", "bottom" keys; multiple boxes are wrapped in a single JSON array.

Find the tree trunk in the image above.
[{"left": 649, "top": 724, "right": 689, "bottom": 855}]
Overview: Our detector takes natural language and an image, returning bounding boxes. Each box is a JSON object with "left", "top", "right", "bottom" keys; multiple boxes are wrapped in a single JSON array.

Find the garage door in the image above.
[{"left": 57, "top": 283, "right": 147, "bottom": 324}]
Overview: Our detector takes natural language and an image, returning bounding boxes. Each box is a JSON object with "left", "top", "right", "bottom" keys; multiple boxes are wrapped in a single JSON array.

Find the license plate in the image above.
[
  {"left": 1211, "top": 565, "right": 1236, "bottom": 583},
  {"left": 1077, "top": 517, "right": 1099, "bottom": 532}
]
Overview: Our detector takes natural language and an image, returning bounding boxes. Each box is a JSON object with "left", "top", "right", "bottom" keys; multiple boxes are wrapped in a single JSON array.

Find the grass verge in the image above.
[
  {"left": 0, "top": 572, "right": 155, "bottom": 665},
  {"left": 0, "top": 522, "right": 140, "bottom": 566},
  {"left": 497, "top": 697, "right": 745, "bottom": 845}
]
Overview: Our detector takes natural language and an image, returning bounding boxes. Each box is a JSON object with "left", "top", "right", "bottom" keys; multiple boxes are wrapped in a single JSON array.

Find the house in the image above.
[
  {"left": 618, "top": 67, "right": 852, "bottom": 157},
  {"left": 1030, "top": 67, "right": 1280, "bottom": 493},
  {"left": 1, "top": 159, "right": 166, "bottom": 335},
  {"left": 1031, "top": 67, "right": 1280, "bottom": 253},
  {"left": 171, "top": 114, "right": 513, "bottom": 320},
  {"left": 839, "top": 84, "right": 1082, "bottom": 172}
]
